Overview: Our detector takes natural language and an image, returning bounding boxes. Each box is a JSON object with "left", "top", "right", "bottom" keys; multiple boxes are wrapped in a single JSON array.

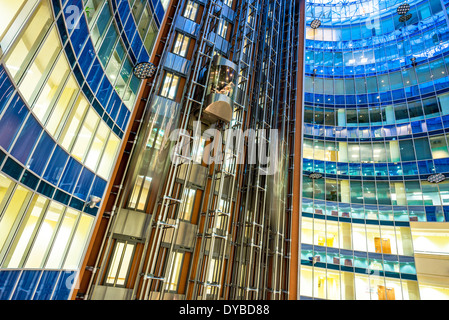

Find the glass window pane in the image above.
[
  {"left": 71, "top": 108, "right": 100, "bottom": 161},
  {"left": 0, "top": 185, "right": 31, "bottom": 254},
  {"left": 4, "top": 0, "right": 53, "bottom": 80},
  {"left": 24, "top": 201, "right": 64, "bottom": 268},
  {"left": 59, "top": 95, "right": 89, "bottom": 149},
  {"left": 32, "top": 54, "right": 70, "bottom": 123},
  {"left": 85, "top": 122, "right": 109, "bottom": 170},
  {"left": 3, "top": 195, "right": 48, "bottom": 268},
  {"left": 45, "top": 209, "right": 79, "bottom": 269},
  {"left": 63, "top": 213, "right": 94, "bottom": 269},
  {"left": 97, "top": 133, "right": 120, "bottom": 178},
  {"left": 18, "top": 28, "right": 62, "bottom": 103},
  {"left": 46, "top": 75, "right": 79, "bottom": 136},
  {"left": 116, "top": 243, "right": 134, "bottom": 286}
]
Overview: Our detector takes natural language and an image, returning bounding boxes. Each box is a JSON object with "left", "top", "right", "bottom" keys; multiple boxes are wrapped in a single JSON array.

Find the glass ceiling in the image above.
[{"left": 306, "top": 0, "right": 424, "bottom": 21}]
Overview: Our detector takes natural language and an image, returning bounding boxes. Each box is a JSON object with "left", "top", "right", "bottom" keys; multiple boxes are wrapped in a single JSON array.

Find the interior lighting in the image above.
[
  {"left": 427, "top": 173, "right": 446, "bottom": 183},
  {"left": 309, "top": 172, "right": 323, "bottom": 179},
  {"left": 311, "top": 19, "right": 321, "bottom": 29},
  {"left": 397, "top": 3, "right": 410, "bottom": 15},
  {"left": 133, "top": 62, "right": 157, "bottom": 79}
]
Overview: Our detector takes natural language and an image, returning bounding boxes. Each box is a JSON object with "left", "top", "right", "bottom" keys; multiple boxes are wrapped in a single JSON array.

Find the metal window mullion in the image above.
[
  {"left": 0, "top": 186, "right": 35, "bottom": 267},
  {"left": 46, "top": 207, "right": 82, "bottom": 270}
]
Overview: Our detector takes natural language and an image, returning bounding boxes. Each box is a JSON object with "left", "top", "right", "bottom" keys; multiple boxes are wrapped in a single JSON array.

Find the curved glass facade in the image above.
[
  {"left": 300, "top": 0, "right": 449, "bottom": 300},
  {"left": 0, "top": 0, "right": 163, "bottom": 300}
]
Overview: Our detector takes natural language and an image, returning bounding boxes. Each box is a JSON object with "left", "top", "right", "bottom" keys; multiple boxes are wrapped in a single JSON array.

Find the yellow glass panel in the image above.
[
  {"left": 71, "top": 109, "right": 100, "bottom": 161},
  {"left": 3, "top": 195, "right": 48, "bottom": 268},
  {"left": 46, "top": 75, "right": 79, "bottom": 136},
  {"left": 45, "top": 209, "right": 79, "bottom": 269},
  {"left": 59, "top": 95, "right": 89, "bottom": 149},
  {"left": 0, "top": 0, "right": 26, "bottom": 40},
  {"left": 0, "top": 186, "right": 31, "bottom": 253},
  {"left": 116, "top": 244, "right": 134, "bottom": 286},
  {"left": 181, "top": 189, "right": 196, "bottom": 221},
  {"left": 18, "top": 28, "right": 62, "bottom": 103},
  {"left": 128, "top": 176, "right": 144, "bottom": 209},
  {"left": 166, "top": 252, "right": 183, "bottom": 292},
  {"left": 0, "top": 173, "right": 13, "bottom": 208},
  {"left": 32, "top": 54, "right": 70, "bottom": 122},
  {"left": 106, "top": 242, "right": 125, "bottom": 284},
  {"left": 85, "top": 122, "right": 110, "bottom": 171},
  {"left": 137, "top": 176, "right": 152, "bottom": 211},
  {"left": 97, "top": 133, "right": 120, "bottom": 178},
  {"left": 4, "top": 0, "right": 53, "bottom": 80},
  {"left": 63, "top": 214, "right": 94, "bottom": 269},
  {"left": 25, "top": 202, "right": 64, "bottom": 268}
]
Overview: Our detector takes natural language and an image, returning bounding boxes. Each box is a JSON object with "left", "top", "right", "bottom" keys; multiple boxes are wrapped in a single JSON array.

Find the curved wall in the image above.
[
  {"left": 0, "top": 0, "right": 163, "bottom": 300},
  {"left": 300, "top": 0, "right": 449, "bottom": 300}
]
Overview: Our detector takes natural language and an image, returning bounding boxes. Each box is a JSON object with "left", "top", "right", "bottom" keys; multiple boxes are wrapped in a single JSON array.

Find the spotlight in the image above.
[
  {"left": 397, "top": 3, "right": 410, "bottom": 15},
  {"left": 309, "top": 172, "right": 323, "bottom": 179},
  {"left": 310, "top": 19, "right": 321, "bottom": 29},
  {"left": 133, "top": 61, "right": 157, "bottom": 79},
  {"left": 427, "top": 173, "right": 446, "bottom": 184},
  {"left": 411, "top": 56, "right": 417, "bottom": 66},
  {"left": 86, "top": 195, "right": 102, "bottom": 209},
  {"left": 399, "top": 13, "right": 412, "bottom": 22}
]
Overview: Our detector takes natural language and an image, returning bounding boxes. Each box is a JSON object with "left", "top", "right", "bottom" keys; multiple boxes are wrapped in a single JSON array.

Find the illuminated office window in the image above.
[
  {"left": 172, "top": 33, "right": 190, "bottom": 57},
  {"left": 105, "top": 240, "right": 135, "bottom": 287},
  {"left": 160, "top": 73, "right": 180, "bottom": 100},
  {"left": 183, "top": 0, "right": 199, "bottom": 21}
]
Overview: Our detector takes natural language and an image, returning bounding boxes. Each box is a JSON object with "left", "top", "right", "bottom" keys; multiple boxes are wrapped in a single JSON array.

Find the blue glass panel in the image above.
[
  {"left": 417, "top": 160, "right": 434, "bottom": 174},
  {"left": 337, "top": 162, "right": 349, "bottom": 175},
  {"left": 313, "top": 160, "right": 324, "bottom": 173},
  {"left": 0, "top": 271, "right": 21, "bottom": 300},
  {"left": 54, "top": 189, "right": 71, "bottom": 205},
  {"left": 425, "top": 206, "right": 437, "bottom": 222},
  {"left": 52, "top": 0, "right": 61, "bottom": 14},
  {"left": 0, "top": 66, "right": 15, "bottom": 114},
  {"left": 37, "top": 181, "right": 55, "bottom": 198},
  {"left": 10, "top": 115, "right": 42, "bottom": 164},
  {"left": 349, "top": 163, "right": 361, "bottom": 175},
  {"left": 59, "top": 158, "right": 82, "bottom": 193},
  {"left": 116, "top": 104, "right": 127, "bottom": 128},
  {"left": 67, "top": 4, "right": 88, "bottom": 56},
  {"left": 427, "top": 117, "right": 443, "bottom": 131},
  {"left": 56, "top": 15, "right": 68, "bottom": 44},
  {"left": 28, "top": 131, "right": 55, "bottom": 176},
  {"left": 3, "top": 157, "right": 24, "bottom": 180},
  {"left": 78, "top": 39, "right": 95, "bottom": 75},
  {"left": 106, "top": 92, "right": 121, "bottom": 114},
  {"left": 110, "top": 99, "right": 121, "bottom": 121},
  {"left": 435, "top": 158, "right": 449, "bottom": 173},
  {"left": 73, "top": 167, "right": 95, "bottom": 200},
  {"left": 33, "top": 271, "right": 59, "bottom": 300},
  {"left": 43, "top": 147, "right": 69, "bottom": 185},
  {"left": 0, "top": 94, "right": 29, "bottom": 150},
  {"left": 52, "top": 271, "right": 77, "bottom": 300},
  {"left": 444, "top": 206, "right": 449, "bottom": 222},
  {"left": 21, "top": 170, "right": 39, "bottom": 190},
  {"left": 122, "top": 109, "right": 131, "bottom": 130},
  {"left": 86, "top": 58, "right": 103, "bottom": 93},
  {"left": 82, "top": 83, "right": 94, "bottom": 102},
  {"left": 124, "top": 10, "right": 136, "bottom": 42},
  {"left": 138, "top": 46, "right": 149, "bottom": 63},
  {"left": 402, "top": 161, "right": 419, "bottom": 175},
  {"left": 97, "top": 76, "right": 113, "bottom": 107},
  {"left": 11, "top": 271, "right": 41, "bottom": 300}
]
